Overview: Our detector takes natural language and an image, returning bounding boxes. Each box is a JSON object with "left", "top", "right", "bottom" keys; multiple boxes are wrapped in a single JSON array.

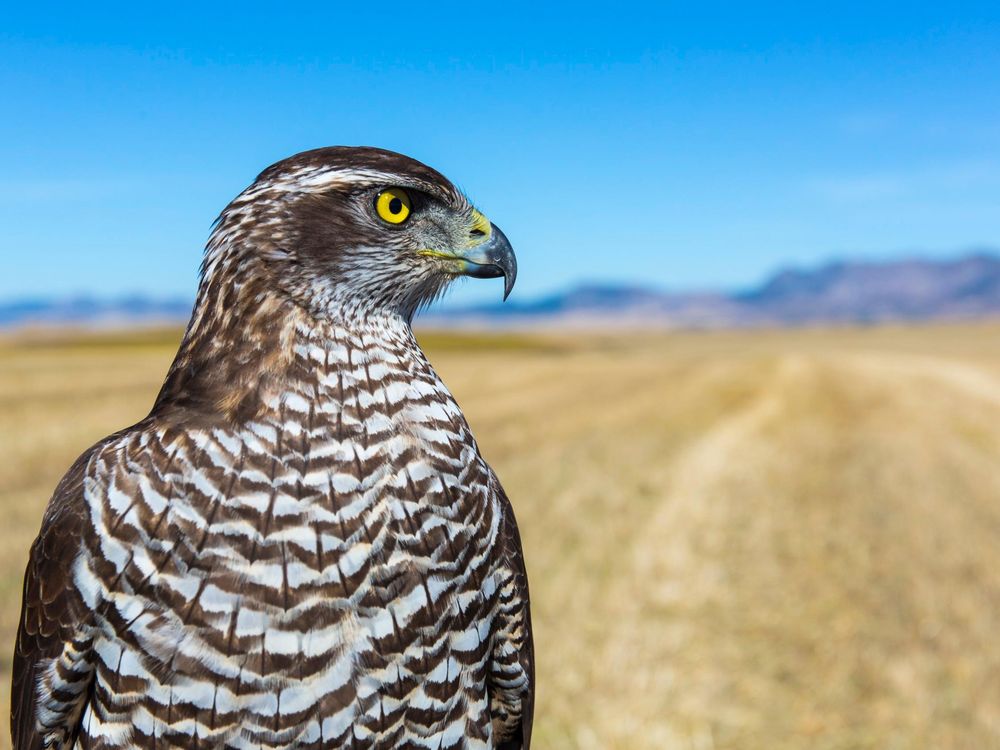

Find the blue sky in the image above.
[{"left": 3, "top": 3, "right": 1000, "bottom": 307}]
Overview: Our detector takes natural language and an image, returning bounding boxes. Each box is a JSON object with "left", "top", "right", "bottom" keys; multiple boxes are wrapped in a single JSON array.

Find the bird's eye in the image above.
[{"left": 375, "top": 188, "right": 412, "bottom": 225}]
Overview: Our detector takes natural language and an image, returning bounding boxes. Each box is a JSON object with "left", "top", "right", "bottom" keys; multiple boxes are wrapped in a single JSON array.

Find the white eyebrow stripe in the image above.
[
  {"left": 291, "top": 168, "right": 403, "bottom": 189},
  {"left": 235, "top": 168, "right": 421, "bottom": 201}
]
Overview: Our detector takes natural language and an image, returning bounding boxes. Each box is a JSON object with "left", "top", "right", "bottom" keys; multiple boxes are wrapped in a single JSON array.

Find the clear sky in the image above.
[{"left": 4, "top": 3, "right": 1000, "bottom": 307}]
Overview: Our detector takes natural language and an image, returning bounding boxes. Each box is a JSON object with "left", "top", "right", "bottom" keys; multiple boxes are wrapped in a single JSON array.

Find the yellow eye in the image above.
[{"left": 375, "top": 188, "right": 412, "bottom": 224}]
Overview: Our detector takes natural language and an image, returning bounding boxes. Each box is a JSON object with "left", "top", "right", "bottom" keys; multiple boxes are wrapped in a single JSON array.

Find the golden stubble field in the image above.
[{"left": 2, "top": 324, "right": 1000, "bottom": 749}]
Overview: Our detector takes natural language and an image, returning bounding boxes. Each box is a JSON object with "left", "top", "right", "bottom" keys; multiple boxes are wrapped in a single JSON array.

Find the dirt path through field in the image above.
[{"left": 537, "top": 350, "right": 1000, "bottom": 749}]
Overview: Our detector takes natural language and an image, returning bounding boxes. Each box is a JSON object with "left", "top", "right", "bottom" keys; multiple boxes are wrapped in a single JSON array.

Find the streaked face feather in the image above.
[{"left": 207, "top": 147, "right": 488, "bottom": 322}]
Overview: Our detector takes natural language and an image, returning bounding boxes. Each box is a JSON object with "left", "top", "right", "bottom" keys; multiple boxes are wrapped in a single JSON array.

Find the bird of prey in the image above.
[{"left": 12, "top": 147, "right": 533, "bottom": 750}]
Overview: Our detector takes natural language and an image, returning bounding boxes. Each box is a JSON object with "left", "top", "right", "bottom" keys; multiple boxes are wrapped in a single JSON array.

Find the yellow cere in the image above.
[
  {"left": 470, "top": 209, "right": 492, "bottom": 240},
  {"left": 375, "top": 188, "right": 412, "bottom": 224}
]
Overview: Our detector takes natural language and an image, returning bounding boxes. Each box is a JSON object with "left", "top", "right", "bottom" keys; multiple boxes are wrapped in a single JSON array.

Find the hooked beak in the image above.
[
  {"left": 420, "top": 222, "right": 518, "bottom": 301},
  {"left": 457, "top": 223, "right": 517, "bottom": 301}
]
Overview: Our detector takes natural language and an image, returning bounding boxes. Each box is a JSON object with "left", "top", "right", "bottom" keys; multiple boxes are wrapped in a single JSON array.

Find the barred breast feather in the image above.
[{"left": 13, "top": 313, "right": 533, "bottom": 749}]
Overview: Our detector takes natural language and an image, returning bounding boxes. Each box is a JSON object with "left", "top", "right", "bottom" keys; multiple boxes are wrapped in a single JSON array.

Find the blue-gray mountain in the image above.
[
  {"left": 7, "top": 252, "right": 1000, "bottom": 329},
  {"left": 424, "top": 252, "right": 1000, "bottom": 327},
  {"left": 0, "top": 296, "right": 192, "bottom": 327}
]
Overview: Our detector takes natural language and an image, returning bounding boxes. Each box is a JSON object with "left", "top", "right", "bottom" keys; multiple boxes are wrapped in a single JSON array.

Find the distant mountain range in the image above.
[
  {"left": 0, "top": 296, "right": 193, "bottom": 328},
  {"left": 7, "top": 253, "right": 1000, "bottom": 330},
  {"left": 422, "top": 252, "right": 1000, "bottom": 328}
]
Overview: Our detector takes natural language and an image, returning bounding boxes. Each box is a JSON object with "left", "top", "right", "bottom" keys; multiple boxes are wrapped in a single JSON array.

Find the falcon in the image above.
[{"left": 12, "top": 147, "right": 533, "bottom": 750}]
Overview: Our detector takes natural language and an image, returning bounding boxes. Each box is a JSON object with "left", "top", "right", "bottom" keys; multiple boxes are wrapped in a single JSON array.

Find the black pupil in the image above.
[{"left": 389, "top": 197, "right": 403, "bottom": 214}]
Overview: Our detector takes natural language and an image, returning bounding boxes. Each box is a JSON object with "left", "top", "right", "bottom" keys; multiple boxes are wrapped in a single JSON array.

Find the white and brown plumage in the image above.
[{"left": 12, "top": 147, "right": 533, "bottom": 749}]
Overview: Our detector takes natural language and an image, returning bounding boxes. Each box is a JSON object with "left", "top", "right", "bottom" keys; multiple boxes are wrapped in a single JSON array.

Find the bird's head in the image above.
[{"left": 205, "top": 146, "right": 516, "bottom": 323}]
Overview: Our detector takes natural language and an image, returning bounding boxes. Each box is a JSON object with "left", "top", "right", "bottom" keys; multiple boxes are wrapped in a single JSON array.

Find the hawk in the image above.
[{"left": 12, "top": 147, "right": 534, "bottom": 750}]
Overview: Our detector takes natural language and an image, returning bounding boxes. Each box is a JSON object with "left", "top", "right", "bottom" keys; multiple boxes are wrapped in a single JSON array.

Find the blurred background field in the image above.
[{"left": 3, "top": 325, "right": 1000, "bottom": 749}]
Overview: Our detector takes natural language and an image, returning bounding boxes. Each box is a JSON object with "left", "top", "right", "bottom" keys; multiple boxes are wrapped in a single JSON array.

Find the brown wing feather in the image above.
[
  {"left": 491, "top": 480, "right": 535, "bottom": 750},
  {"left": 11, "top": 448, "right": 97, "bottom": 750}
]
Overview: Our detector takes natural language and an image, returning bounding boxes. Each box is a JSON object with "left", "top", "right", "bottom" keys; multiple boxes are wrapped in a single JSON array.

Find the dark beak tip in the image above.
[{"left": 490, "top": 222, "right": 517, "bottom": 302}]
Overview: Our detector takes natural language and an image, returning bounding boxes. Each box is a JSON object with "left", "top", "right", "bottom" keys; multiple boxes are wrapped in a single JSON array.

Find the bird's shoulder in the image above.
[
  {"left": 12, "top": 419, "right": 151, "bottom": 750},
  {"left": 485, "top": 473, "right": 526, "bottom": 564},
  {"left": 16, "top": 418, "right": 155, "bottom": 648}
]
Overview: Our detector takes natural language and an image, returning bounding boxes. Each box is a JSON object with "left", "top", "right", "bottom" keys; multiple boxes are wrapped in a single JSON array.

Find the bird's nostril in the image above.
[{"left": 470, "top": 228, "right": 486, "bottom": 238}]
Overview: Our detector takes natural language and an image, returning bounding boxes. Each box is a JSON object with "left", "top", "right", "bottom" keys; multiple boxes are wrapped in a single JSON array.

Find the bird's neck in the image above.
[{"left": 152, "top": 263, "right": 430, "bottom": 427}]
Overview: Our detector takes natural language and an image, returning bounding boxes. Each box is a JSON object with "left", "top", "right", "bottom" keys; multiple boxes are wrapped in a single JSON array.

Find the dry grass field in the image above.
[{"left": 2, "top": 324, "right": 1000, "bottom": 749}]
